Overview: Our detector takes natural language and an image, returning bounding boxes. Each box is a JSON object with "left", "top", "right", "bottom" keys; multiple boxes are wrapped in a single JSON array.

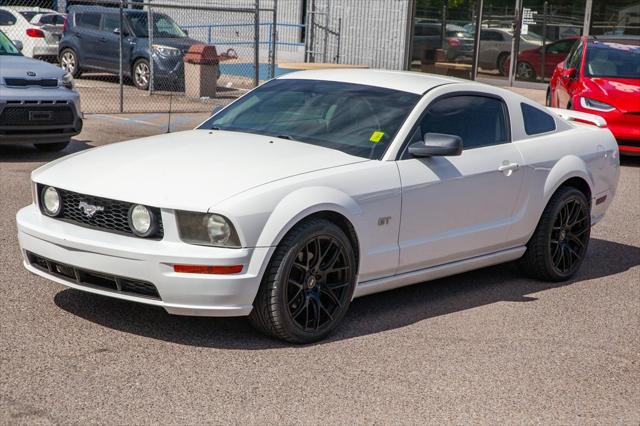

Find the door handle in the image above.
[{"left": 498, "top": 161, "right": 520, "bottom": 175}]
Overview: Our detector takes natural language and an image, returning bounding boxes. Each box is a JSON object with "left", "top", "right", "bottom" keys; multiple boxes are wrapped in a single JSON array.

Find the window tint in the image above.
[
  {"left": 39, "top": 14, "right": 64, "bottom": 25},
  {"left": 19, "top": 11, "right": 38, "bottom": 22},
  {"left": 0, "top": 10, "right": 17, "bottom": 26},
  {"left": 481, "top": 31, "right": 503, "bottom": 41},
  {"left": 102, "top": 15, "right": 120, "bottom": 33},
  {"left": 418, "top": 95, "right": 509, "bottom": 149},
  {"left": 76, "top": 13, "right": 101, "bottom": 29},
  {"left": 521, "top": 103, "right": 556, "bottom": 135},
  {"left": 566, "top": 40, "right": 583, "bottom": 69},
  {"left": 546, "top": 39, "right": 576, "bottom": 54}
]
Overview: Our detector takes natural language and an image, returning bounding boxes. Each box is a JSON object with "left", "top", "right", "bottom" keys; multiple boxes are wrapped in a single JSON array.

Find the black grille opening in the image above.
[
  {"left": 27, "top": 251, "right": 161, "bottom": 300},
  {"left": 0, "top": 105, "right": 75, "bottom": 127},
  {"left": 4, "top": 78, "right": 58, "bottom": 87},
  {"left": 37, "top": 185, "right": 164, "bottom": 239}
]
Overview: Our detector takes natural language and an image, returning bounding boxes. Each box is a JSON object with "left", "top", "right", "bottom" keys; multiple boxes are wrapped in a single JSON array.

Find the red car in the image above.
[
  {"left": 548, "top": 36, "right": 640, "bottom": 155},
  {"left": 507, "top": 37, "right": 578, "bottom": 80}
]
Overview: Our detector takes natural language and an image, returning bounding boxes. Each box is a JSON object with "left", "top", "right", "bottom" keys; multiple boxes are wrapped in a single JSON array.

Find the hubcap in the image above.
[
  {"left": 550, "top": 198, "right": 589, "bottom": 275},
  {"left": 62, "top": 53, "right": 75, "bottom": 73},
  {"left": 285, "top": 235, "right": 352, "bottom": 332},
  {"left": 135, "top": 63, "right": 150, "bottom": 87}
]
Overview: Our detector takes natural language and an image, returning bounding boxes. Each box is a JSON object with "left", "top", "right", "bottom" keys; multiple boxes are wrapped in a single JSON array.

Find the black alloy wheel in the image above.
[
  {"left": 519, "top": 186, "right": 591, "bottom": 281},
  {"left": 249, "top": 219, "right": 357, "bottom": 343}
]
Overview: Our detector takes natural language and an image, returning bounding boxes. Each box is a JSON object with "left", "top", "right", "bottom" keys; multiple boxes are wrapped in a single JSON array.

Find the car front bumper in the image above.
[{"left": 17, "top": 204, "right": 273, "bottom": 317}]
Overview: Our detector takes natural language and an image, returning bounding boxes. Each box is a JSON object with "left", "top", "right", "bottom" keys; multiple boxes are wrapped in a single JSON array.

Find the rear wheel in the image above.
[
  {"left": 34, "top": 141, "right": 70, "bottom": 152},
  {"left": 516, "top": 61, "right": 536, "bottom": 81},
  {"left": 519, "top": 187, "right": 591, "bottom": 281},
  {"left": 249, "top": 218, "right": 357, "bottom": 343},
  {"left": 60, "top": 49, "right": 81, "bottom": 78},
  {"left": 546, "top": 88, "right": 552, "bottom": 106}
]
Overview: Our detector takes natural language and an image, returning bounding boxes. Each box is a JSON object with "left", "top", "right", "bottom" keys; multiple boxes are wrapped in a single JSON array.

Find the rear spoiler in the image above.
[{"left": 547, "top": 107, "right": 607, "bottom": 128}]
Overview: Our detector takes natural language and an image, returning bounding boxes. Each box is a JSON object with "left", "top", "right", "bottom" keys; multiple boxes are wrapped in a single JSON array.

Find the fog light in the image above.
[
  {"left": 128, "top": 204, "right": 155, "bottom": 237},
  {"left": 42, "top": 186, "right": 61, "bottom": 216}
]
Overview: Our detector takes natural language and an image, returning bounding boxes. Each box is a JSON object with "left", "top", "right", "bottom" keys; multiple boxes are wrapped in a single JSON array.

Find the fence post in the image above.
[
  {"left": 335, "top": 18, "right": 341, "bottom": 64},
  {"left": 271, "top": 0, "right": 278, "bottom": 79},
  {"left": 148, "top": 0, "right": 154, "bottom": 94},
  {"left": 254, "top": 0, "right": 260, "bottom": 87},
  {"left": 119, "top": 0, "right": 124, "bottom": 113}
]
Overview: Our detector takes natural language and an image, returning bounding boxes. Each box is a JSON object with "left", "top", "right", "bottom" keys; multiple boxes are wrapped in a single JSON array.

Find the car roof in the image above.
[{"left": 277, "top": 69, "right": 462, "bottom": 95}]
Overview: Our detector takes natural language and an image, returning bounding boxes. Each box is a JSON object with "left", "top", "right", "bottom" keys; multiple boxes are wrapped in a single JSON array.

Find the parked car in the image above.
[
  {"left": 0, "top": 30, "right": 82, "bottom": 151},
  {"left": 17, "top": 70, "right": 619, "bottom": 343},
  {"left": 477, "top": 28, "right": 544, "bottom": 74},
  {"left": 0, "top": 6, "right": 64, "bottom": 60},
  {"left": 505, "top": 37, "right": 579, "bottom": 81},
  {"left": 59, "top": 6, "right": 208, "bottom": 90},
  {"left": 412, "top": 21, "right": 474, "bottom": 62},
  {"left": 548, "top": 36, "right": 640, "bottom": 155}
]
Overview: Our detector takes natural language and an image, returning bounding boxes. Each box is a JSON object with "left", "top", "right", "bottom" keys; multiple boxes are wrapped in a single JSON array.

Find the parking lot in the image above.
[{"left": 1, "top": 93, "right": 639, "bottom": 424}]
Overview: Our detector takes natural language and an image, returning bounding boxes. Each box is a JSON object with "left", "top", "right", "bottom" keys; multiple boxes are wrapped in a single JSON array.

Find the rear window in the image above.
[
  {"left": 76, "top": 12, "right": 101, "bottom": 29},
  {"left": 521, "top": 103, "right": 556, "bottom": 135}
]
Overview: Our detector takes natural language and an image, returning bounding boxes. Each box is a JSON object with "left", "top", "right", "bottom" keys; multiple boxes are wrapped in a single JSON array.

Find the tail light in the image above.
[
  {"left": 62, "top": 16, "right": 68, "bottom": 33},
  {"left": 447, "top": 38, "right": 461, "bottom": 47},
  {"left": 26, "top": 28, "right": 45, "bottom": 38}
]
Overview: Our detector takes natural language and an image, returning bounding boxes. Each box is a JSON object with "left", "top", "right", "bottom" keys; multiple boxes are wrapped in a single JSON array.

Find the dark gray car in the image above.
[
  {"left": 59, "top": 6, "right": 211, "bottom": 91},
  {"left": 0, "top": 30, "right": 82, "bottom": 152}
]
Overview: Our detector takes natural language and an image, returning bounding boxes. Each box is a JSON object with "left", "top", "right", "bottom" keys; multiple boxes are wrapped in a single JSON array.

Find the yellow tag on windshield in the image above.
[{"left": 370, "top": 131, "right": 385, "bottom": 143}]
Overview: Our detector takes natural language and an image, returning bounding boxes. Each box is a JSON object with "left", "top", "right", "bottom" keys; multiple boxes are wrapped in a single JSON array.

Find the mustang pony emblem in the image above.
[{"left": 78, "top": 201, "right": 104, "bottom": 218}]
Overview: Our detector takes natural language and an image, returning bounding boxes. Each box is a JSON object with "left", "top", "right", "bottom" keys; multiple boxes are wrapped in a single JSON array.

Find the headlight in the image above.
[
  {"left": 128, "top": 204, "right": 158, "bottom": 237},
  {"left": 176, "top": 211, "right": 241, "bottom": 248},
  {"left": 152, "top": 44, "right": 181, "bottom": 57},
  {"left": 580, "top": 97, "right": 616, "bottom": 112},
  {"left": 42, "top": 186, "right": 62, "bottom": 217},
  {"left": 60, "top": 72, "right": 74, "bottom": 90}
]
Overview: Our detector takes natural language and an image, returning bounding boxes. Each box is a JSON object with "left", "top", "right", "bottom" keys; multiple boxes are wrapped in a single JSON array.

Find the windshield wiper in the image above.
[{"left": 276, "top": 135, "right": 294, "bottom": 140}]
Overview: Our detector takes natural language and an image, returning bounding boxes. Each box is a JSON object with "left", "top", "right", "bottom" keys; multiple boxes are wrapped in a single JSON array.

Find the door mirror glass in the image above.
[{"left": 408, "top": 133, "right": 463, "bottom": 157}]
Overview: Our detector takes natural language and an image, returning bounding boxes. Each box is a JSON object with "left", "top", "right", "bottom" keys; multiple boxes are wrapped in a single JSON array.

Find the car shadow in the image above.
[
  {"left": 0, "top": 138, "right": 93, "bottom": 163},
  {"left": 53, "top": 238, "right": 640, "bottom": 350}
]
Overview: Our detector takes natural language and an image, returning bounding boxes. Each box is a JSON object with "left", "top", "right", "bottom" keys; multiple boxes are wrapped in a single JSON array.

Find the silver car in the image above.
[
  {"left": 0, "top": 30, "right": 82, "bottom": 151},
  {"left": 478, "top": 28, "right": 543, "bottom": 74}
]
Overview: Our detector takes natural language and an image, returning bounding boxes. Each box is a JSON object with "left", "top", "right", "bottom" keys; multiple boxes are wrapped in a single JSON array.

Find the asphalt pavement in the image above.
[{"left": 0, "top": 111, "right": 638, "bottom": 424}]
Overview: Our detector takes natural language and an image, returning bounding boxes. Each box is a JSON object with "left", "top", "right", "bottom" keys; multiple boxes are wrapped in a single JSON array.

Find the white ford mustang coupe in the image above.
[{"left": 17, "top": 70, "right": 619, "bottom": 343}]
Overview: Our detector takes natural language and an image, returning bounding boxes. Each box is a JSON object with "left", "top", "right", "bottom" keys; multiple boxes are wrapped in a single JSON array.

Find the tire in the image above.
[
  {"left": 546, "top": 88, "right": 552, "bottom": 107},
  {"left": 60, "top": 49, "right": 81, "bottom": 78},
  {"left": 132, "top": 58, "right": 150, "bottom": 90},
  {"left": 516, "top": 61, "right": 536, "bottom": 81},
  {"left": 34, "top": 141, "right": 70, "bottom": 152},
  {"left": 519, "top": 186, "right": 591, "bottom": 282},
  {"left": 249, "top": 218, "right": 357, "bottom": 344},
  {"left": 497, "top": 53, "right": 509, "bottom": 76}
]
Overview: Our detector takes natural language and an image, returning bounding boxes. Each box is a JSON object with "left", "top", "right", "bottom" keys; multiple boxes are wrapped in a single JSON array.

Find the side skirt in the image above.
[{"left": 353, "top": 246, "right": 527, "bottom": 298}]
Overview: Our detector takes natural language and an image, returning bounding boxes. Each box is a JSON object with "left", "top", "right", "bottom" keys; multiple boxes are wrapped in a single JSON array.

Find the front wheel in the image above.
[
  {"left": 249, "top": 219, "right": 357, "bottom": 343},
  {"left": 516, "top": 61, "right": 537, "bottom": 81},
  {"left": 132, "top": 58, "right": 150, "bottom": 90},
  {"left": 519, "top": 187, "right": 591, "bottom": 281},
  {"left": 60, "top": 49, "right": 81, "bottom": 78}
]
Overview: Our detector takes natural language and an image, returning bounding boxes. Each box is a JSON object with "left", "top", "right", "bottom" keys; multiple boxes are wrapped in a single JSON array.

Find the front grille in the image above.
[
  {"left": 27, "top": 251, "right": 161, "bottom": 300},
  {"left": 4, "top": 78, "right": 58, "bottom": 87},
  {"left": 0, "top": 105, "right": 74, "bottom": 126},
  {"left": 37, "top": 185, "right": 164, "bottom": 239}
]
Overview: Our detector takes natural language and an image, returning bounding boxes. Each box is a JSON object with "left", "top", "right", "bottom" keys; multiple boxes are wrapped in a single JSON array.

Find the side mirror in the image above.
[
  {"left": 408, "top": 133, "right": 463, "bottom": 157},
  {"left": 562, "top": 67, "right": 577, "bottom": 80},
  {"left": 12, "top": 40, "right": 23, "bottom": 52}
]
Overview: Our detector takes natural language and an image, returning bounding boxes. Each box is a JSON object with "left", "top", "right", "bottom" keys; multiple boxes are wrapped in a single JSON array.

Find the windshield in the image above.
[
  {"left": 126, "top": 12, "right": 187, "bottom": 38},
  {"left": 199, "top": 79, "right": 419, "bottom": 159},
  {"left": 0, "top": 31, "right": 22, "bottom": 56},
  {"left": 585, "top": 40, "right": 640, "bottom": 79}
]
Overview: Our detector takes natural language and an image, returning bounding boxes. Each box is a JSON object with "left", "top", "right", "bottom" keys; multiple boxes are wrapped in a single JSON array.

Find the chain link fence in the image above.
[{"left": 2, "top": 0, "right": 283, "bottom": 113}]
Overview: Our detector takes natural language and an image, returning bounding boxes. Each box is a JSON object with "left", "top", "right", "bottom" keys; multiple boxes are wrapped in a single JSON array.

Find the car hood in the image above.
[
  {"left": 584, "top": 77, "right": 640, "bottom": 112},
  {"left": 0, "top": 55, "right": 65, "bottom": 80},
  {"left": 32, "top": 130, "right": 368, "bottom": 212}
]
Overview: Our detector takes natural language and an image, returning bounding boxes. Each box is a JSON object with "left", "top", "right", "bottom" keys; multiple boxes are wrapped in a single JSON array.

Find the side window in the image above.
[
  {"left": 76, "top": 13, "right": 101, "bottom": 30},
  {"left": 102, "top": 15, "right": 120, "bottom": 33},
  {"left": 418, "top": 95, "right": 510, "bottom": 150},
  {"left": 521, "top": 103, "right": 556, "bottom": 135},
  {"left": 0, "top": 10, "right": 17, "bottom": 26},
  {"left": 566, "top": 40, "right": 583, "bottom": 69},
  {"left": 481, "top": 31, "right": 502, "bottom": 41}
]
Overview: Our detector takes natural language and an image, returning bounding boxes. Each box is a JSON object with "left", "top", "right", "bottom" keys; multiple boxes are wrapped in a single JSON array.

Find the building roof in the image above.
[{"left": 278, "top": 69, "right": 460, "bottom": 94}]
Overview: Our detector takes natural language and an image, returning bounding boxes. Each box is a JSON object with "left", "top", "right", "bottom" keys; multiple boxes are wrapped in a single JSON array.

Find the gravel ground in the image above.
[{"left": 0, "top": 109, "right": 638, "bottom": 425}]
